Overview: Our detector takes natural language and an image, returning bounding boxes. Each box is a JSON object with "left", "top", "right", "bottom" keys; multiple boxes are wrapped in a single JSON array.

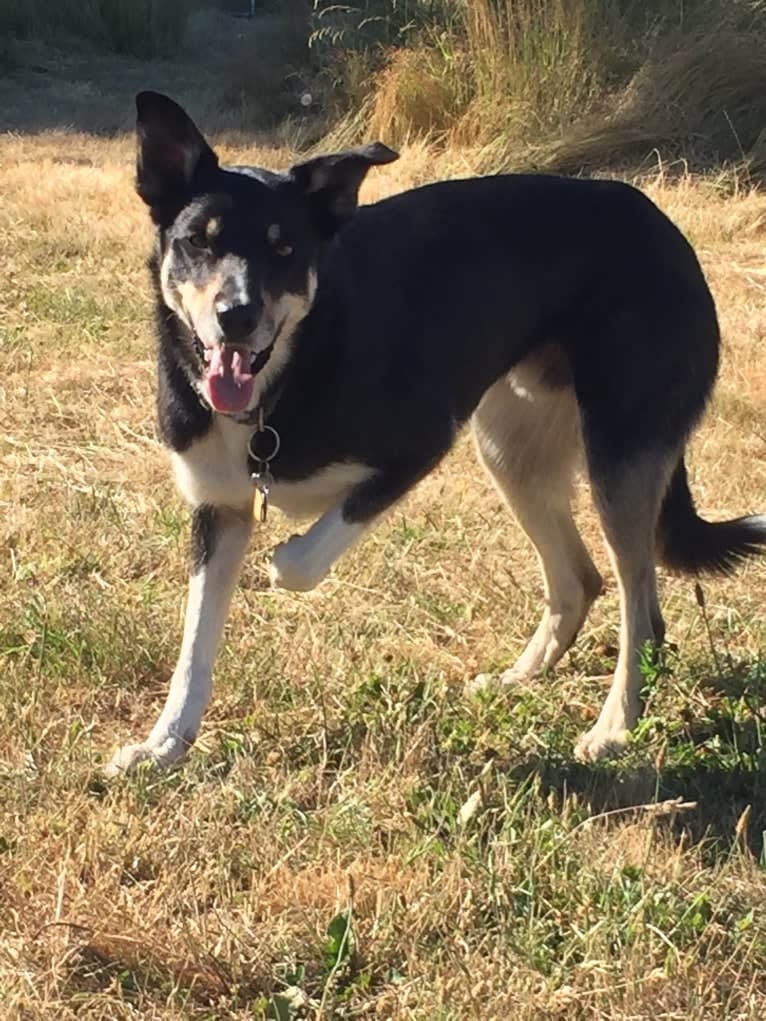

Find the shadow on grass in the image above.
[
  {"left": 521, "top": 755, "right": 766, "bottom": 860},
  {"left": 513, "top": 655, "right": 766, "bottom": 856},
  {"left": 0, "top": 11, "right": 291, "bottom": 138},
  {"left": 0, "top": 42, "right": 219, "bottom": 137}
]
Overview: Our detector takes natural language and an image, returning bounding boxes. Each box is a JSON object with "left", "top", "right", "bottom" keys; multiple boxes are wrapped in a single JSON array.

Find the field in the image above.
[{"left": 2, "top": 5, "right": 766, "bottom": 1019}]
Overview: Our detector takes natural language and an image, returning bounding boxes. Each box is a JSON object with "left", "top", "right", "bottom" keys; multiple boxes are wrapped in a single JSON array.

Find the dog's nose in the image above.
[{"left": 216, "top": 302, "right": 258, "bottom": 341}]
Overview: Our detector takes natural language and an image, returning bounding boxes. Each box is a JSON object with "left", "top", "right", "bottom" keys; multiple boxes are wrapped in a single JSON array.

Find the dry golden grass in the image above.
[
  {"left": 2, "top": 80, "right": 766, "bottom": 1020},
  {"left": 365, "top": 0, "right": 610, "bottom": 151},
  {"left": 329, "top": 0, "right": 766, "bottom": 180}
]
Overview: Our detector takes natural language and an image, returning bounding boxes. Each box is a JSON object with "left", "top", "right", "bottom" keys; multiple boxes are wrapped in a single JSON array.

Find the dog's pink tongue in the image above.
[{"left": 206, "top": 347, "right": 255, "bottom": 414}]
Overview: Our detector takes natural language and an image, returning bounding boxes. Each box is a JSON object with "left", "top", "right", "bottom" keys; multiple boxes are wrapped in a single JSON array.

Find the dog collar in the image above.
[{"left": 248, "top": 407, "right": 281, "bottom": 523}]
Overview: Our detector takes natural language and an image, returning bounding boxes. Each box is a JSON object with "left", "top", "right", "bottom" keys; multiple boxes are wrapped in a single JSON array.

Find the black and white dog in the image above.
[{"left": 108, "top": 91, "right": 766, "bottom": 774}]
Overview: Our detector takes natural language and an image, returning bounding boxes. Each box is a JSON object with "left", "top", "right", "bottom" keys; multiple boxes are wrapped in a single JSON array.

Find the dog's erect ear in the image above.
[
  {"left": 289, "top": 142, "right": 399, "bottom": 237},
  {"left": 135, "top": 91, "right": 218, "bottom": 216}
]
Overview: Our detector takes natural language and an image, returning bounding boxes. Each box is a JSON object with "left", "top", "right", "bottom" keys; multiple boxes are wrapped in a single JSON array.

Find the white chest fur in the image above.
[{"left": 171, "top": 416, "right": 374, "bottom": 519}]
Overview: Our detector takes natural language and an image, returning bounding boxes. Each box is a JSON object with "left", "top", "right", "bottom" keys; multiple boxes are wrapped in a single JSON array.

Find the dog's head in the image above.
[{"left": 135, "top": 91, "right": 398, "bottom": 415}]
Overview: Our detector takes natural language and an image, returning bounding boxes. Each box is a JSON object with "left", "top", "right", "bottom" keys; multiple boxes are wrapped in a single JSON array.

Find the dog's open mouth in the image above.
[
  {"left": 202, "top": 341, "right": 275, "bottom": 414},
  {"left": 195, "top": 315, "right": 288, "bottom": 414},
  {"left": 205, "top": 346, "right": 256, "bottom": 414}
]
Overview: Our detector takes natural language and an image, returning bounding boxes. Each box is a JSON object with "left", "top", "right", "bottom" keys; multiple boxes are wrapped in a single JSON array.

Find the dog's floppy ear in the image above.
[
  {"left": 135, "top": 91, "right": 219, "bottom": 218},
  {"left": 289, "top": 142, "right": 399, "bottom": 237}
]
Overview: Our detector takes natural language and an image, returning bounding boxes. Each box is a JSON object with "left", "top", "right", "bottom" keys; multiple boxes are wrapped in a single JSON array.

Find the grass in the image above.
[
  {"left": 2, "top": 14, "right": 766, "bottom": 1021},
  {"left": 321, "top": 0, "right": 766, "bottom": 175},
  {"left": 0, "top": 0, "right": 196, "bottom": 58},
  {"left": 366, "top": 0, "right": 615, "bottom": 147}
]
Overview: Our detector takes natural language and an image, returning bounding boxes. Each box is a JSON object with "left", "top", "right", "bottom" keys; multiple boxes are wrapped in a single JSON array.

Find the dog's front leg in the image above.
[
  {"left": 269, "top": 461, "right": 443, "bottom": 591},
  {"left": 107, "top": 505, "right": 251, "bottom": 774},
  {"left": 269, "top": 507, "right": 369, "bottom": 591}
]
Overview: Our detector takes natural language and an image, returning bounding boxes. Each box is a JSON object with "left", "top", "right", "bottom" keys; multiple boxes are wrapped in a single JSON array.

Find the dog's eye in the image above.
[
  {"left": 188, "top": 232, "right": 209, "bottom": 250},
  {"left": 276, "top": 243, "right": 294, "bottom": 258}
]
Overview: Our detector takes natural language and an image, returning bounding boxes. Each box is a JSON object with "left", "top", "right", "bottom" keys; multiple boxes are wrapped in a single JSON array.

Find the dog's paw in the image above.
[
  {"left": 574, "top": 723, "right": 629, "bottom": 762},
  {"left": 464, "top": 668, "right": 521, "bottom": 697},
  {"left": 464, "top": 672, "right": 495, "bottom": 697},
  {"left": 104, "top": 742, "right": 159, "bottom": 778},
  {"left": 269, "top": 534, "right": 326, "bottom": 591},
  {"left": 104, "top": 735, "right": 190, "bottom": 778},
  {"left": 574, "top": 694, "right": 639, "bottom": 762}
]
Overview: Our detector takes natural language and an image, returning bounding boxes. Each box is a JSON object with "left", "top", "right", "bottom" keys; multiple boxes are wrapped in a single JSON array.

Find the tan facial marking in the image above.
[
  {"left": 177, "top": 275, "right": 223, "bottom": 329},
  {"left": 267, "top": 223, "right": 281, "bottom": 244},
  {"left": 159, "top": 250, "right": 188, "bottom": 324},
  {"left": 207, "top": 216, "right": 222, "bottom": 242}
]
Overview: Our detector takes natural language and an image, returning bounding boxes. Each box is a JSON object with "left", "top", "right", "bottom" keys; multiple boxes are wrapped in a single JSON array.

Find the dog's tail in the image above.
[{"left": 657, "top": 457, "right": 766, "bottom": 575}]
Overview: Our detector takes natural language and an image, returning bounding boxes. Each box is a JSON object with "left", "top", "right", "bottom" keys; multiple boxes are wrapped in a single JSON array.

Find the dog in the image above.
[{"left": 107, "top": 91, "right": 766, "bottom": 774}]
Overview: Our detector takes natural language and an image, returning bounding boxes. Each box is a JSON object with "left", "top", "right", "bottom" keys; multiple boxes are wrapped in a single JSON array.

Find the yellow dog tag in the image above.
[
  {"left": 251, "top": 469, "right": 271, "bottom": 523},
  {"left": 253, "top": 485, "right": 268, "bottom": 523}
]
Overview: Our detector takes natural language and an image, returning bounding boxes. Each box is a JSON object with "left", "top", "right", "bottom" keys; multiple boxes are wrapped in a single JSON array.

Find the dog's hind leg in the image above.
[
  {"left": 574, "top": 451, "right": 674, "bottom": 761},
  {"left": 469, "top": 373, "right": 602, "bottom": 692},
  {"left": 107, "top": 505, "right": 252, "bottom": 774}
]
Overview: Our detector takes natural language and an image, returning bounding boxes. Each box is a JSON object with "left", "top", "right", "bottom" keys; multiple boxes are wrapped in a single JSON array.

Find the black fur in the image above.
[
  {"left": 137, "top": 93, "right": 766, "bottom": 574},
  {"left": 658, "top": 461, "right": 766, "bottom": 575},
  {"left": 190, "top": 505, "right": 218, "bottom": 574},
  {"left": 155, "top": 293, "right": 211, "bottom": 452},
  {"left": 135, "top": 90, "right": 220, "bottom": 226}
]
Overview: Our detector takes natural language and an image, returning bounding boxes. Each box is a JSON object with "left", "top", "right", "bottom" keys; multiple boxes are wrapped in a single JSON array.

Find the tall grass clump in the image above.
[
  {"left": 0, "top": 0, "right": 196, "bottom": 58},
  {"left": 536, "top": 24, "right": 766, "bottom": 175},
  {"left": 367, "top": 0, "right": 618, "bottom": 148},
  {"left": 324, "top": 0, "right": 766, "bottom": 174}
]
